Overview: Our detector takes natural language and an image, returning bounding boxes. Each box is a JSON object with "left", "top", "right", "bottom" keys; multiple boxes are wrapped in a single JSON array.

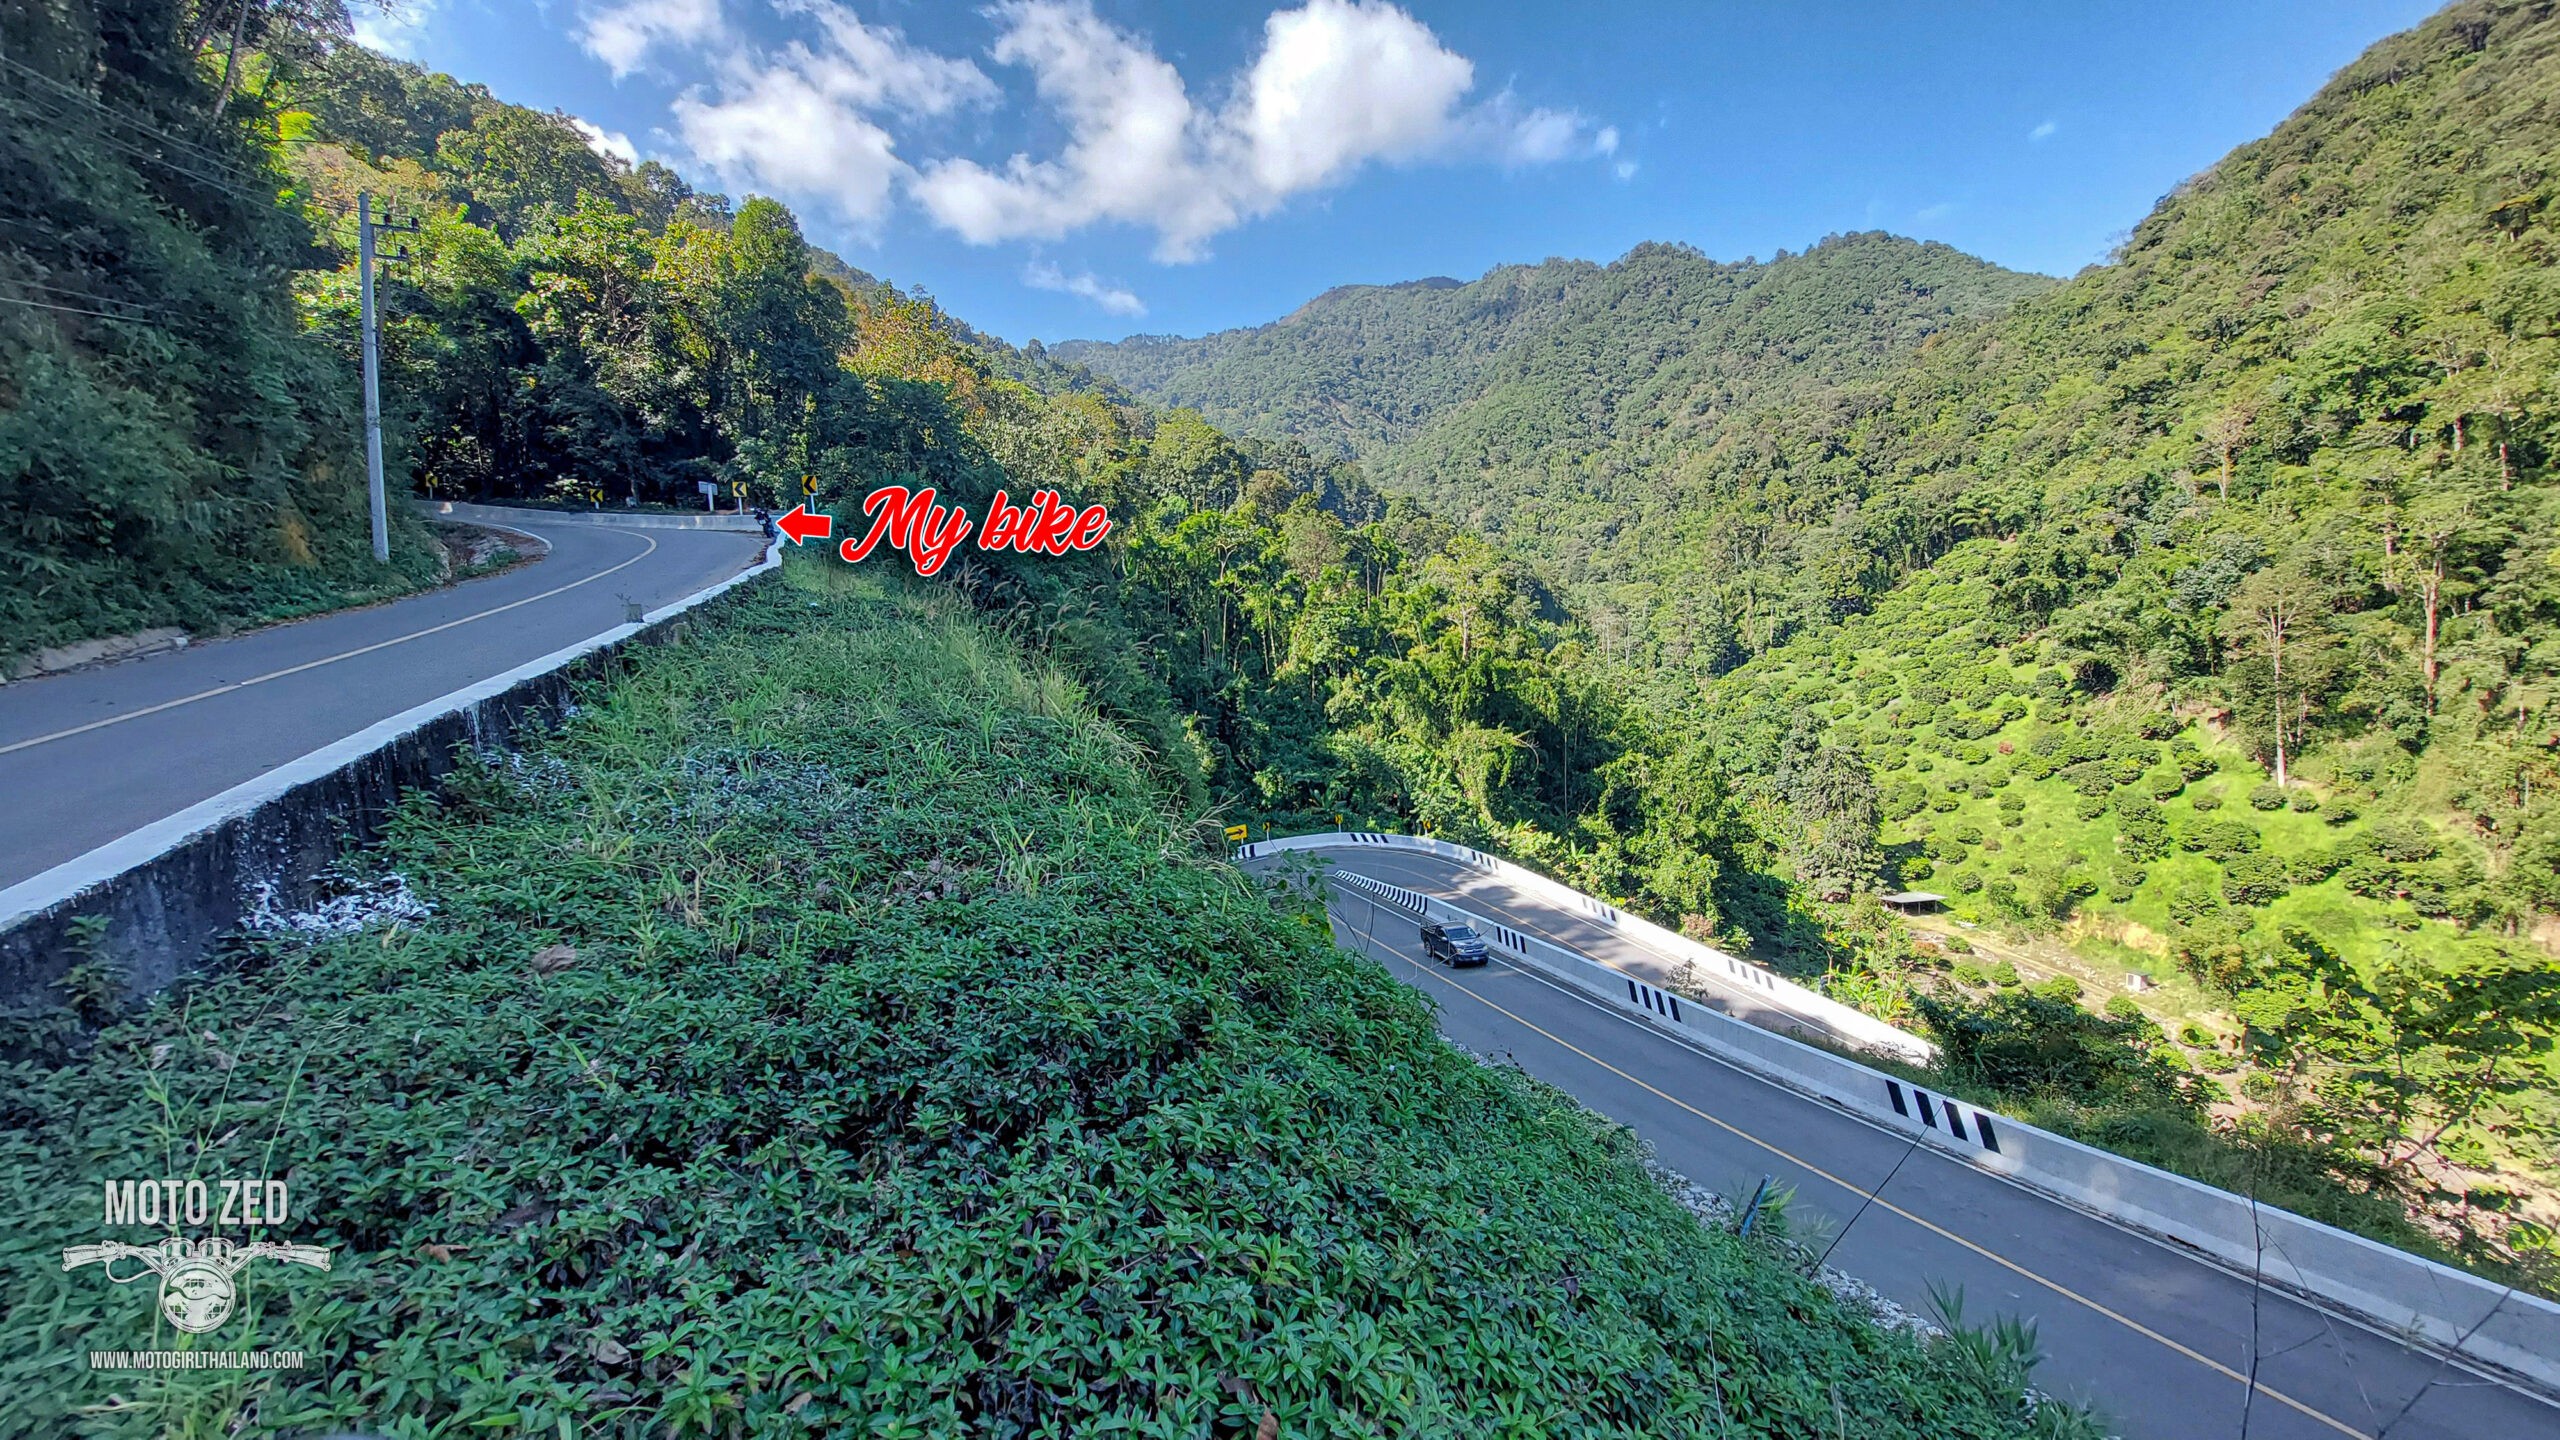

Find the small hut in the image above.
[{"left": 1880, "top": 891, "right": 1946, "bottom": 916}]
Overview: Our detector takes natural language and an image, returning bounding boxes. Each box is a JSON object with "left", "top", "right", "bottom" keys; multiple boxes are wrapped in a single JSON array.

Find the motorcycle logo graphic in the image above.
[{"left": 63, "top": 1236, "right": 331, "bottom": 1334}]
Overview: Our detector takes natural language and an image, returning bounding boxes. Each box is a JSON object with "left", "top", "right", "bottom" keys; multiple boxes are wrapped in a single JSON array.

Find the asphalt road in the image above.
[
  {"left": 1283, "top": 845, "right": 2556, "bottom": 1440},
  {"left": 0, "top": 510, "right": 763, "bottom": 890}
]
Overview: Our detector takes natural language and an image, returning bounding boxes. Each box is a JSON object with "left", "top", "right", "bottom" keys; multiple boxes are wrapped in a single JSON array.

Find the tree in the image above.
[
  {"left": 1790, "top": 741, "right": 1881, "bottom": 900},
  {"left": 2223, "top": 563, "right": 2327, "bottom": 786}
]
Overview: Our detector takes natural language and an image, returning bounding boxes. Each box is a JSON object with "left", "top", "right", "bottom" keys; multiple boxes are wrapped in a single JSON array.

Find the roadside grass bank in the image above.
[
  {"left": 1, "top": 505, "right": 454, "bottom": 673},
  {"left": 0, "top": 558, "right": 2091, "bottom": 1437}
]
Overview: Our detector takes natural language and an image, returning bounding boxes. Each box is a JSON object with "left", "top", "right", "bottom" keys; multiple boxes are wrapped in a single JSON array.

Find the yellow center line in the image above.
[
  {"left": 0, "top": 526, "right": 661, "bottom": 758},
  {"left": 1329, "top": 896, "right": 2374, "bottom": 1440}
]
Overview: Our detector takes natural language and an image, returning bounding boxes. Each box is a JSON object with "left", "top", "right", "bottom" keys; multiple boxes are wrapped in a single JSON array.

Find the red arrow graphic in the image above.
[{"left": 776, "top": 504, "right": 833, "bottom": 545}]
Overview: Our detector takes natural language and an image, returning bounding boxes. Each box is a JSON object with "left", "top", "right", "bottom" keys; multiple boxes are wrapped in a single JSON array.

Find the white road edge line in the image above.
[
  {"left": 1318, "top": 876, "right": 2560, "bottom": 1421},
  {"left": 0, "top": 541, "right": 781, "bottom": 933}
]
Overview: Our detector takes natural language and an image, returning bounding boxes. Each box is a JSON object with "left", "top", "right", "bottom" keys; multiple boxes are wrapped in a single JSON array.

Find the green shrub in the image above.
[
  {"left": 1942, "top": 932, "right": 1975, "bottom": 952},
  {"left": 2103, "top": 995, "right": 2144, "bottom": 1021},
  {"left": 1952, "top": 961, "right": 1989, "bottom": 987},
  {"left": 2189, "top": 791, "right": 2223, "bottom": 812},
  {"left": 2148, "top": 772, "right": 2186, "bottom": 800},
  {"left": 2373, "top": 819, "right": 2441, "bottom": 863},
  {"left": 2240, "top": 1072, "right": 2285, "bottom": 1103},
  {"left": 2288, "top": 791, "right": 2322, "bottom": 813},
  {"left": 1990, "top": 960, "right": 2021, "bottom": 988},
  {"left": 2222, "top": 852, "right": 2291, "bottom": 906},
  {"left": 1949, "top": 871, "right": 1985, "bottom": 895},
  {"left": 1997, "top": 792, "right": 2026, "bottom": 814},
  {"left": 2177, "top": 1022, "right": 2216, "bottom": 1048},
  {"left": 2074, "top": 793, "right": 2109, "bottom": 820},
  {"left": 1951, "top": 822, "right": 1985, "bottom": 846},
  {"left": 2032, "top": 974, "right": 2084, "bottom": 1003},
  {"left": 2325, "top": 801, "right": 2360, "bottom": 825},
  {"left": 2174, "top": 748, "right": 2216, "bottom": 781},
  {"left": 2249, "top": 784, "right": 2289, "bottom": 811}
]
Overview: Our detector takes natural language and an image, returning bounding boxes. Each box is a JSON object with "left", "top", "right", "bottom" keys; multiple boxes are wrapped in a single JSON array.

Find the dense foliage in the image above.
[
  {"left": 0, "top": 566, "right": 2089, "bottom": 1438},
  {"left": 1, "top": 0, "right": 446, "bottom": 661}
]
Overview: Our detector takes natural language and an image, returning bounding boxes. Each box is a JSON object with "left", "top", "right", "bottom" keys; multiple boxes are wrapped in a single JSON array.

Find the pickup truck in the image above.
[{"left": 1419, "top": 921, "right": 1490, "bottom": 968}]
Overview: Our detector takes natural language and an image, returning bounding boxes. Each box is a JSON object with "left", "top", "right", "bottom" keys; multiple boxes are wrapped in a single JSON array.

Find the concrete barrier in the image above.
[
  {"left": 0, "top": 541, "right": 781, "bottom": 1025},
  {"left": 424, "top": 499, "right": 764, "bottom": 532},
  {"left": 1242, "top": 830, "right": 1932, "bottom": 1061},
  {"left": 1271, "top": 837, "right": 2560, "bottom": 1399}
]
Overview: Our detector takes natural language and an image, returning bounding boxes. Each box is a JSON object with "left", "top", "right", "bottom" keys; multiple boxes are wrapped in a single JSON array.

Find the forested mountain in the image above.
[{"left": 1057, "top": 236, "right": 2054, "bottom": 580}]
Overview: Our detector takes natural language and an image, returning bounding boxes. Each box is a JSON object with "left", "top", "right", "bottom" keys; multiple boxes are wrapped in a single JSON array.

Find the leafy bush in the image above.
[
  {"left": 2249, "top": 784, "right": 2289, "bottom": 811},
  {"left": 2325, "top": 801, "right": 2360, "bottom": 825},
  {"left": 2189, "top": 791, "right": 2223, "bottom": 812},
  {"left": 1950, "top": 871, "right": 1986, "bottom": 895},
  {"left": 2032, "top": 974, "right": 2085, "bottom": 1002},
  {"left": 2288, "top": 791, "right": 2322, "bottom": 814},
  {"left": 2103, "top": 995, "right": 2145, "bottom": 1021},
  {"left": 2222, "top": 852, "right": 2291, "bottom": 907},
  {"left": 2372, "top": 818, "right": 2441, "bottom": 863},
  {"left": 1952, "top": 961, "right": 1989, "bottom": 987},
  {"left": 2148, "top": 772, "right": 2187, "bottom": 800},
  {"left": 1951, "top": 822, "right": 1985, "bottom": 846},
  {"left": 1990, "top": 960, "right": 2022, "bottom": 988}
]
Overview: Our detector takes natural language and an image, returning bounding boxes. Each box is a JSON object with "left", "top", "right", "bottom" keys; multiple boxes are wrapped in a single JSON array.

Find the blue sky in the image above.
[{"left": 364, "top": 0, "right": 2443, "bottom": 346}]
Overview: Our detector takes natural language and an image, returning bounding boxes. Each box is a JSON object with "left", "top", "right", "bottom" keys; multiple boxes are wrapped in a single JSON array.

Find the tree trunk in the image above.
[
  {"left": 2270, "top": 616, "right": 2289, "bottom": 787},
  {"left": 2421, "top": 559, "right": 2443, "bottom": 713},
  {"left": 210, "top": 0, "right": 252, "bottom": 121}
]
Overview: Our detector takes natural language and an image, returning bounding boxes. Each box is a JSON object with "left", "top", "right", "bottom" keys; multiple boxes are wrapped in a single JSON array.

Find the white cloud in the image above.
[
  {"left": 1023, "top": 260, "right": 1145, "bottom": 315},
  {"left": 668, "top": 7, "right": 996, "bottom": 229},
  {"left": 1614, "top": 159, "right": 1638, "bottom": 181},
  {"left": 579, "top": 0, "right": 729, "bottom": 78},
  {"left": 914, "top": 0, "right": 1613, "bottom": 261},
  {"left": 353, "top": 0, "right": 439, "bottom": 57},
  {"left": 2028, "top": 119, "right": 2058, "bottom": 142},
  {"left": 571, "top": 118, "right": 641, "bottom": 167},
  {"left": 1915, "top": 201, "right": 1955, "bottom": 223}
]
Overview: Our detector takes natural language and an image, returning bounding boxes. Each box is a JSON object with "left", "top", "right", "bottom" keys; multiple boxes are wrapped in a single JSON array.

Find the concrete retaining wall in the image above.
[
  {"left": 1280, "top": 834, "right": 2560, "bottom": 1398},
  {"left": 0, "top": 544, "right": 781, "bottom": 1025}
]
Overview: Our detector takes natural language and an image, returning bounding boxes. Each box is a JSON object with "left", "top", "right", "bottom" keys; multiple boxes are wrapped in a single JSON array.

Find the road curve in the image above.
[
  {"left": 1280, "top": 844, "right": 2557, "bottom": 1440},
  {"left": 0, "top": 511, "right": 763, "bottom": 889}
]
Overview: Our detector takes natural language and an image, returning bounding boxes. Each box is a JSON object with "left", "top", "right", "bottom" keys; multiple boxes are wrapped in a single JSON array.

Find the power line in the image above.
[
  {"left": 0, "top": 293, "right": 157, "bottom": 324},
  {"left": 0, "top": 51, "right": 268, "bottom": 181}
]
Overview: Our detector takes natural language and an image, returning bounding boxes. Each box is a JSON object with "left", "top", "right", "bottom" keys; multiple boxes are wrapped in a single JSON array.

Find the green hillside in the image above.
[
  {"left": 0, "top": 560, "right": 2100, "bottom": 1438},
  {"left": 1057, "top": 236, "right": 2054, "bottom": 573},
  {"left": 1068, "top": 0, "right": 2560, "bottom": 1276},
  {"left": 13, "top": 0, "right": 2555, "bottom": 1316}
]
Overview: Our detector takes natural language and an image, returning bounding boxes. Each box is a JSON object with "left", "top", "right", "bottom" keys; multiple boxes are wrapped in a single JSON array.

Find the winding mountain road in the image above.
[
  {"left": 1273, "top": 843, "right": 2559, "bottom": 1440},
  {"left": 0, "top": 506, "right": 763, "bottom": 891}
]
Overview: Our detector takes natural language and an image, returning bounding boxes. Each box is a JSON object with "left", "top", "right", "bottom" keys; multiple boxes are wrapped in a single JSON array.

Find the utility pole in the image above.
[{"left": 357, "top": 191, "right": 388, "bottom": 563}]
